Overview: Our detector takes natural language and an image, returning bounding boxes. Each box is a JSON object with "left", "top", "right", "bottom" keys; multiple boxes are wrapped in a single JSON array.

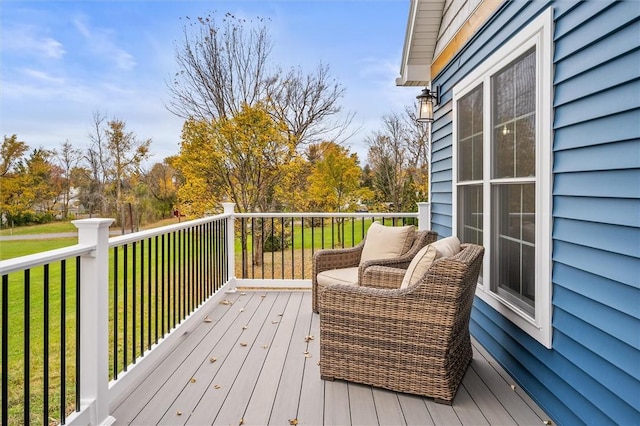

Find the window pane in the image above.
[
  {"left": 457, "top": 184, "right": 483, "bottom": 245},
  {"left": 492, "top": 48, "right": 536, "bottom": 179},
  {"left": 491, "top": 183, "right": 536, "bottom": 315},
  {"left": 457, "top": 85, "right": 483, "bottom": 181}
]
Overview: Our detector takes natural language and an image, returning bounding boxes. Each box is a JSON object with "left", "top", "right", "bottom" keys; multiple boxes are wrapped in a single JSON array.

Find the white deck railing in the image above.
[{"left": 0, "top": 203, "right": 430, "bottom": 425}]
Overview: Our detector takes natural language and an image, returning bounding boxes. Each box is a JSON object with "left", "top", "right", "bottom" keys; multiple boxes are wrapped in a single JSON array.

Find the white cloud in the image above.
[
  {"left": 2, "top": 25, "right": 66, "bottom": 59},
  {"left": 73, "top": 15, "right": 136, "bottom": 71}
]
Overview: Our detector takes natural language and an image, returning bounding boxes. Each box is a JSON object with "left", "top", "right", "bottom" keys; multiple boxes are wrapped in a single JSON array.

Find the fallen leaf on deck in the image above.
[
  {"left": 240, "top": 292, "right": 247, "bottom": 296},
  {"left": 204, "top": 317, "right": 213, "bottom": 323},
  {"left": 262, "top": 344, "right": 269, "bottom": 349},
  {"left": 277, "top": 313, "right": 283, "bottom": 316},
  {"left": 219, "top": 300, "right": 232, "bottom": 305},
  {"left": 543, "top": 421, "right": 552, "bottom": 425},
  {"left": 214, "top": 384, "right": 221, "bottom": 389},
  {"left": 289, "top": 418, "right": 298, "bottom": 425},
  {"left": 304, "top": 335, "right": 314, "bottom": 342},
  {"left": 240, "top": 342, "right": 248, "bottom": 347},
  {"left": 177, "top": 410, "right": 182, "bottom": 416},
  {"left": 190, "top": 377, "right": 196, "bottom": 383},
  {"left": 242, "top": 325, "right": 248, "bottom": 330},
  {"left": 272, "top": 320, "right": 279, "bottom": 324},
  {"left": 239, "top": 308, "right": 245, "bottom": 312},
  {"left": 510, "top": 384, "right": 516, "bottom": 391},
  {"left": 210, "top": 357, "right": 217, "bottom": 363},
  {"left": 303, "top": 351, "right": 312, "bottom": 358},
  {"left": 261, "top": 294, "right": 266, "bottom": 298},
  {"left": 239, "top": 418, "right": 244, "bottom": 425}
]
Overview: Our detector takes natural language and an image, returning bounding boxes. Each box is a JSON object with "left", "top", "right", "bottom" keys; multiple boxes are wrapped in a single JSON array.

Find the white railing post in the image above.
[
  {"left": 417, "top": 202, "right": 431, "bottom": 231},
  {"left": 72, "top": 218, "right": 115, "bottom": 426},
  {"left": 221, "top": 203, "right": 236, "bottom": 291}
]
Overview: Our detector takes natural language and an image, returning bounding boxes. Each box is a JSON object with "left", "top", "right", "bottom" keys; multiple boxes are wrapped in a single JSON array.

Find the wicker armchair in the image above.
[
  {"left": 318, "top": 243, "right": 484, "bottom": 404},
  {"left": 311, "top": 229, "right": 438, "bottom": 313}
]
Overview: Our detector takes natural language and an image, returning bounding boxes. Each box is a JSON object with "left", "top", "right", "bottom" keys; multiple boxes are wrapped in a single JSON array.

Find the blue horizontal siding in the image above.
[
  {"left": 554, "top": 139, "right": 640, "bottom": 173},
  {"left": 553, "top": 240, "right": 639, "bottom": 287},
  {"left": 553, "top": 196, "right": 640, "bottom": 227},
  {"left": 554, "top": 262, "right": 639, "bottom": 318},
  {"left": 554, "top": 19, "right": 640, "bottom": 84},
  {"left": 554, "top": 79, "right": 640, "bottom": 127},
  {"left": 553, "top": 169, "right": 640, "bottom": 198},
  {"left": 554, "top": 50, "right": 640, "bottom": 106},
  {"left": 554, "top": 285, "right": 639, "bottom": 350},
  {"left": 553, "top": 217, "right": 640, "bottom": 258},
  {"left": 553, "top": 0, "right": 613, "bottom": 39},
  {"left": 554, "top": 110, "right": 640, "bottom": 149}
]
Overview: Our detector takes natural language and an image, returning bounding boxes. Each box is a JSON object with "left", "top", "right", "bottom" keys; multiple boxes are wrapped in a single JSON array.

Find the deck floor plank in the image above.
[
  {"left": 295, "top": 308, "right": 325, "bottom": 425},
  {"left": 268, "top": 292, "right": 315, "bottom": 425},
  {"left": 242, "top": 292, "right": 304, "bottom": 425},
  {"left": 111, "top": 290, "right": 551, "bottom": 426}
]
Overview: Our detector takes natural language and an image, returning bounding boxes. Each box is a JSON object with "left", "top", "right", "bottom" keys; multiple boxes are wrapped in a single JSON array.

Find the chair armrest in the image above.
[
  {"left": 312, "top": 241, "right": 365, "bottom": 278},
  {"left": 360, "top": 265, "right": 405, "bottom": 289}
]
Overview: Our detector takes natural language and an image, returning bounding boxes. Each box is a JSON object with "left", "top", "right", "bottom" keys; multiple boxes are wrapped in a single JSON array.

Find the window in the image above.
[{"left": 452, "top": 8, "right": 553, "bottom": 348}]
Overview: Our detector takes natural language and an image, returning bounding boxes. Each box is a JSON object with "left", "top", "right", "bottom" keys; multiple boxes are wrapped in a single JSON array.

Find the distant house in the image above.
[{"left": 397, "top": 1, "right": 639, "bottom": 424}]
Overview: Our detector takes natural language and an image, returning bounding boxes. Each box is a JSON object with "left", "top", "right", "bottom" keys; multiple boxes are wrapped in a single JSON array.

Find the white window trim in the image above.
[{"left": 452, "top": 8, "right": 554, "bottom": 348}]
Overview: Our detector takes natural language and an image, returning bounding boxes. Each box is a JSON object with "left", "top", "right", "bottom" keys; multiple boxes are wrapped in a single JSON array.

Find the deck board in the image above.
[{"left": 111, "top": 290, "right": 549, "bottom": 426}]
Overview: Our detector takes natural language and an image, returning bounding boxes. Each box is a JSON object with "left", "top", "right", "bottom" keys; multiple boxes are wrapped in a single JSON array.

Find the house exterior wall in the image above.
[{"left": 429, "top": 1, "right": 640, "bottom": 424}]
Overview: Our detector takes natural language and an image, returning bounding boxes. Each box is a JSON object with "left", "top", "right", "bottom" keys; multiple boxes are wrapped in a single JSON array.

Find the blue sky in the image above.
[{"left": 1, "top": 0, "right": 417, "bottom": 164}]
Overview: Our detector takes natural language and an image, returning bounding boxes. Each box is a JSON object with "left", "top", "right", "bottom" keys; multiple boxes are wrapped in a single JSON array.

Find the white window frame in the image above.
[{"left": 452, "top": 8, "right": 554, "bottom": 348}]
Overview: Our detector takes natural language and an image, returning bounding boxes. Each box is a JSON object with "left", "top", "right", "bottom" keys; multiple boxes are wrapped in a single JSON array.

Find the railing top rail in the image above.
[
  {"left": 109, "top": 212, "right": 230, "bottom": 248},
  {"left": 234, "top": 212, "right": 420, "bottom": 219},
  {"left": 0, "top": 243, "right": 95, "bottom": 276}
]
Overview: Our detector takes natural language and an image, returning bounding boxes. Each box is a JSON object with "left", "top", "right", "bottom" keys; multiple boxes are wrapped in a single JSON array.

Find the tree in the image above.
[
  {"left": 168, "top": 12, "right": 351, "bottom": 147},
  {"left": 0, "top": 134, "right": 27, "bottom": 177},
  {"left": 145, "top": 159, "right": 178, "bottom": 220},
  {"left": 307, "top": 141, "right": 366, "bottom": 212},
  {"left": 366, "top": 109, "right": 430, "bottom": 212},
  {"left": 54, "top": 140, "right": 82, "bottom": 218},
  {"left": 104, "top": 119, "right": 151, "bottom": 234}
]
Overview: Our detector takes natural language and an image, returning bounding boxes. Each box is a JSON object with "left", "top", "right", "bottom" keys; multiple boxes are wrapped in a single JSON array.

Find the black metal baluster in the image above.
[
  {"left": 140, "top": 241, "right": 145, "bottom": 354},
  {"left": 321, "top": 218, "right": 325, "bottom": 249},
  {"left": 24, "top": 269, "right": 30, "bottom": 425},
  {"left": 44, "top": 264, "right": 50, "bottom": 423},
  {"left": 2, "top": 275, "right": 8, "bottom": 426},
  {"left": 280, "top": 217, "right": 285, "bottom": 280},
  {"left": 291, "top": 217, "right": 295, "bottom": 278},
  {"left": 154, "top": 236, "right": 159, "bottom": 343},
  {"left": 113, "top": 246, "right": 118, "bottom": 378},
  {"left": 331, "top": 217, "right": 335, "bottom": 249},
  {"left": 261, "top": 219, "right": 265, "bottom": 279},
  {"left": 147, "top": 237, "right": 152, "bottom": 349},
  {"left": 271, "top": 217, "right": 275, "bottom": 279},
  {"left": 301, "top": 217, "right": 305, "bottom": 279},
  {"left": 60, "top": 260, "right": 66, "bottom": 424},
  {"left": 75, "top": 256, "right": 81, "bottom": 412},
  {"left": 132, "top": 242, "right": 137, "bottom": 363},
  {"left": 123, "top": 244, "right": 128, "bottom": 371},
  {"left": 161, "top": 234, "right": 165, "bottom": 336},
  {"left": 251, "top": 218, "right": 255, "bottom": 279}
]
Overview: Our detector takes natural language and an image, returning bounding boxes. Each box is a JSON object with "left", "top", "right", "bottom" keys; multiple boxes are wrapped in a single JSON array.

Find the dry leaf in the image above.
[
  {"left": 239, "top": 308, "right": 245, "bottom": 312},
  {"left": 240, "top": 342, "right": 248, "bottom": 347},
  {"left": 219, "top": 300, "right": 232, "bottom": 305},
  {"left": 239, "top": 418, "right": 244, "bottom": 425},
  {"left": 303, "top": 351, "right": 312, "bottom": 358},
  {"left": 204, "top": 317, "right": 213, "bottom": 323},
  {"left": 214, "top": 384, "right": 221, "bottom": 389},
  {"left": 543, "top": 421, "right": 552, "bottom": 425},
  {"left": 177, "top": 411, "right": 182, "bottom": 416},
  {"left": 272, "top": 321, "right": 279, "bottom": 324},
  {"left": 262, "top": 344, "right": 269, "bottom": 349},
  {"left": 210, "top": 357, "right": 217, "bottom": 363},
  {"left": 277, "top": 313, "right": 283, "bottom": 316},
  {"left": 242, "top": 325, "right": 248, "bottom": 330},
  {"left": 289, "top": 419, "right": 298, "bottom": 425},
  {"left": 510, "top": 384, "right": 517, "bottom": 391},
  {"left": 190, "top": 377, "right": 196, "bottom": 383},
  {"left": 240, "top": 292, "right": 247, "bottom": 296},
  {"left": 304, "top": 335, "right": 314, "bottom": 342},
  {"left": 261, "top": 294, "right": 266, "bottom": 298}
]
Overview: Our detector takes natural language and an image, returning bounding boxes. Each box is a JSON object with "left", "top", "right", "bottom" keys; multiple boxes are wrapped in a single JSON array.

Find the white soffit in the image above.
[{"left": 396, "top": 0, "right": 445, "bottom": 87}]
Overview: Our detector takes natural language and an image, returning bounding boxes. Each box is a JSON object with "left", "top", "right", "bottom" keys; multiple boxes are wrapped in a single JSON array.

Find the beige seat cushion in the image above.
[
  {"left": 360, "top": 222, "right": 415, "bottom": 265},
  {"left": 317, "top": 267, "right": 359, "bottom": 287},
  {"left": 400, "top": 236, "right": 462, "bottom": 289}
]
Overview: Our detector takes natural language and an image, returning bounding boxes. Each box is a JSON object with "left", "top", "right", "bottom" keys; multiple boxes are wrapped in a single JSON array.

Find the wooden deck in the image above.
[{"left": 111, "top": 291, "right": 549, "bottom": 425}]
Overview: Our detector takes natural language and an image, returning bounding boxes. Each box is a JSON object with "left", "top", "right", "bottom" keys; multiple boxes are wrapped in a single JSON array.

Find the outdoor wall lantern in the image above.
[{"left": 416, "top": 86, "right": 439, "bottom": 123}]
